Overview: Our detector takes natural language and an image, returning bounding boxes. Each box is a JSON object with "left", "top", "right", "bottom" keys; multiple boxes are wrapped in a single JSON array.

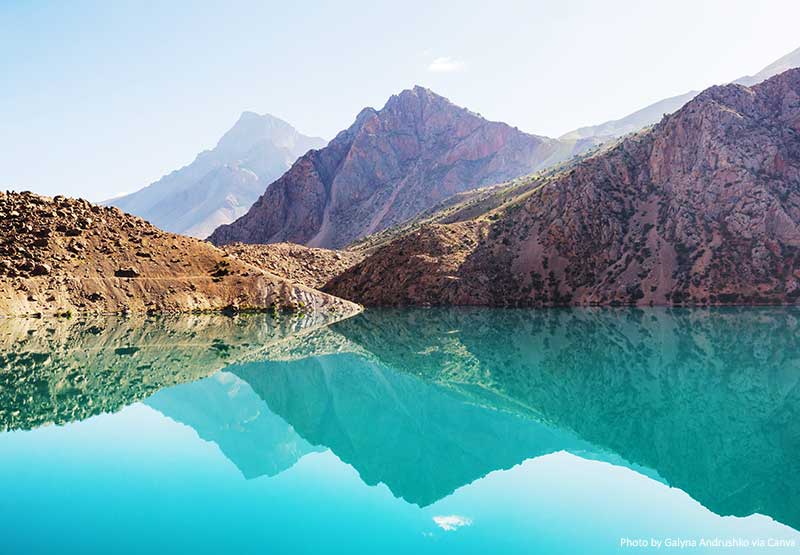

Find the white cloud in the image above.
[
  {"left": 427, "top": 57, "right": 466, "bottom": 73},
  {"left": 432, "top": 515, "right": 473, "bottom": 531}
]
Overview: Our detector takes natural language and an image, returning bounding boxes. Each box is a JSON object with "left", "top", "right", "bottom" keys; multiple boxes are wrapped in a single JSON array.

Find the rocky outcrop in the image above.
[
  {"left": 108, "top": 112, "right": 325, "bottom": 238},
  {"left": 0, "top": 192, "right": 358, "bottom": 316},
  {"left": 327, "top": 69, "right": 800, "bottom": 306},
  {"left": 223, "top": 242, "right": 363, "bottom": 289},
  {"left": 208, "top": 86, "right": 562, "bottom": 249},
  {"left": 325, "top": 222, "right": 489, "bottom": 306}
]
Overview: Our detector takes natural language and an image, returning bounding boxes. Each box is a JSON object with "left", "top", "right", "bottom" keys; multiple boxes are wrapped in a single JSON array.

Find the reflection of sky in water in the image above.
[{"left": 0, "top": 403, "right": 797, "bottom": 555}]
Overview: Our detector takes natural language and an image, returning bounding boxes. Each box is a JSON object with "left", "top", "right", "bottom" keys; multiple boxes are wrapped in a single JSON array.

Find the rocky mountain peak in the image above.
[
  {"left": 663, "top": 68, "right": 800, "bottom": 137},
  {"left": 392, "top": 84, "right": 448, "bottom": 105},
  {"left": 381, "top": 86, "right": 481, "bottom": 130},
  {"left": 208, "top": 88, "right": 562, "bottom": 249}
]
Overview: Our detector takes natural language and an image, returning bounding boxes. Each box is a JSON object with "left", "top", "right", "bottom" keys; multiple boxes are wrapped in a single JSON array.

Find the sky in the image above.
[{"left": 2, "top": 0, "right": 800, "bottom": 201}]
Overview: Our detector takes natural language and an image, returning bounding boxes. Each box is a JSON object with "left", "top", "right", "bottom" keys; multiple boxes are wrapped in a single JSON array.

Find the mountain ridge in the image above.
[{"left": 560, "top": 44, "right": 800, "bottom": 142}]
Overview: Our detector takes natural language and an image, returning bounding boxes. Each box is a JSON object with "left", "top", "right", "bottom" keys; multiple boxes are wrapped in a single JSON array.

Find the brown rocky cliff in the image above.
[
  {"left": 0, "top": 192, "right": 359, "bottom": 316},
  {"left": 327, "top": 69, "right": 800, "bottom": 306},
  {"left": 208, "top": 86, "right": 561, "bottom": 249}
]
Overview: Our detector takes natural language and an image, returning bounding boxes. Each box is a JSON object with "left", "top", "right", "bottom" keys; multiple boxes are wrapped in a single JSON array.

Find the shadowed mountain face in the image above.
[
  {"left": 146, "top": 371, "right": 322, "bottom": 479},
  {"left": 227, "top": 307, "right": 800, "bottom": 530},
  {"left": 109, "top": 113, "right": 325, "bottom": 238},
  {"left": 328, "top": 69, "right": 800, "bottom": 306},
  {"left": 208, "top": 86, "right": 563, "bottom": 249}
]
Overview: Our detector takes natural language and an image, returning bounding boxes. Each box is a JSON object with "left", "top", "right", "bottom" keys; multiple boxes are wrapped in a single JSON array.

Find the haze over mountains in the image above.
[
  {"left": 109, "top": 113, "right": 325, "bottom": 238},
  {"left": 208, "top": 86, "right": 569, "bottom": 249},
  {"left": 560, "top": 45, "right": 800, "bottom": 143},
  {"left": 101, "top": 45, "right": 800, "bottom": 258},
  {"left": 209, "top": 46, "right": 800, "bottom": 252}
]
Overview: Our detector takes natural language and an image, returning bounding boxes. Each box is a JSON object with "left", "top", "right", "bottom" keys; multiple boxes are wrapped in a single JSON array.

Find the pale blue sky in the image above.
[{"left": 2, "top": 0, "right": 800, "bottom": 200}]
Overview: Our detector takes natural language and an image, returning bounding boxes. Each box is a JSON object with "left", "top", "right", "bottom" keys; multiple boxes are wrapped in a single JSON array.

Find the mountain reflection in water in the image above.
[{"left": 1, "top": 307, "right": 798, "bottom": 534}]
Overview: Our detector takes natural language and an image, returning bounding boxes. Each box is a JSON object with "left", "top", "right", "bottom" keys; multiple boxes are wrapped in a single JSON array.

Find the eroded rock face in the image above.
[
  {"left": 328, "top": 69, "right": 800, "bottom": 306},
  {"left": 0, "top": 192, "right": 359, "bottom": 316},
  {"left": 208, "top": 86, "right": 561, "bottom": 249}
]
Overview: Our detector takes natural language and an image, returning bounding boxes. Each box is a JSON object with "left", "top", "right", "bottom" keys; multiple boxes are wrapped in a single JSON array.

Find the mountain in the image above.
[
  {"left": 560, "top": 45, "right": 800, "bottom": 142},
  {"left": 559, "top": 91, "right": 699, "bottom": 143},
  {"left": 108, "top": 113, "right": 325, "bottom": 238},
  {"left": 326, "top": 68, "right": 800, "bottom": 306},
  {"left": 208, "top": 86, "right": 564, "bottom": 249},
  {"left": 0, "top": 191, "right": 357, "bottom": 316}
]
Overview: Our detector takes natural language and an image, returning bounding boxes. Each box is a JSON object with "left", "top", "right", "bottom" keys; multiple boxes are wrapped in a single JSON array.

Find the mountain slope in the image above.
[
  {"left": 561, "top": 45, "right": 800, "bottom": 142},
  {"left": 0, "top": 191, "right": 357, "bottom": 316},
  {"left": 208, "top": 86, "right": 563, "bottom": 249},
  {"left": 108, "top": 113, "right": 325, "bottom": 238},
  {"left": 326, "top": 68, "right": 800, "bottom": 306}
]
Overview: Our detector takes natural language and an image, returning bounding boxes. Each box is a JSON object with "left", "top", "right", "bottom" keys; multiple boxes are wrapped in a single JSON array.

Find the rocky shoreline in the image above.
[{"left": 0, "top": 192, "right": 360, "bottom": 318}]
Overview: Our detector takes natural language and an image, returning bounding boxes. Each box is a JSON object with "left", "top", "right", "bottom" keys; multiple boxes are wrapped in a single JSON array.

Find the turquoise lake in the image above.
[{"left": 1, "top": 308, "right": 799, "bottom": 554}]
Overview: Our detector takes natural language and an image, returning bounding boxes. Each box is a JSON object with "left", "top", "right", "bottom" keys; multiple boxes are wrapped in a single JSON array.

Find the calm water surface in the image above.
[{"left": 0, "top": 308, "right": 799, "bottom": 554}]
